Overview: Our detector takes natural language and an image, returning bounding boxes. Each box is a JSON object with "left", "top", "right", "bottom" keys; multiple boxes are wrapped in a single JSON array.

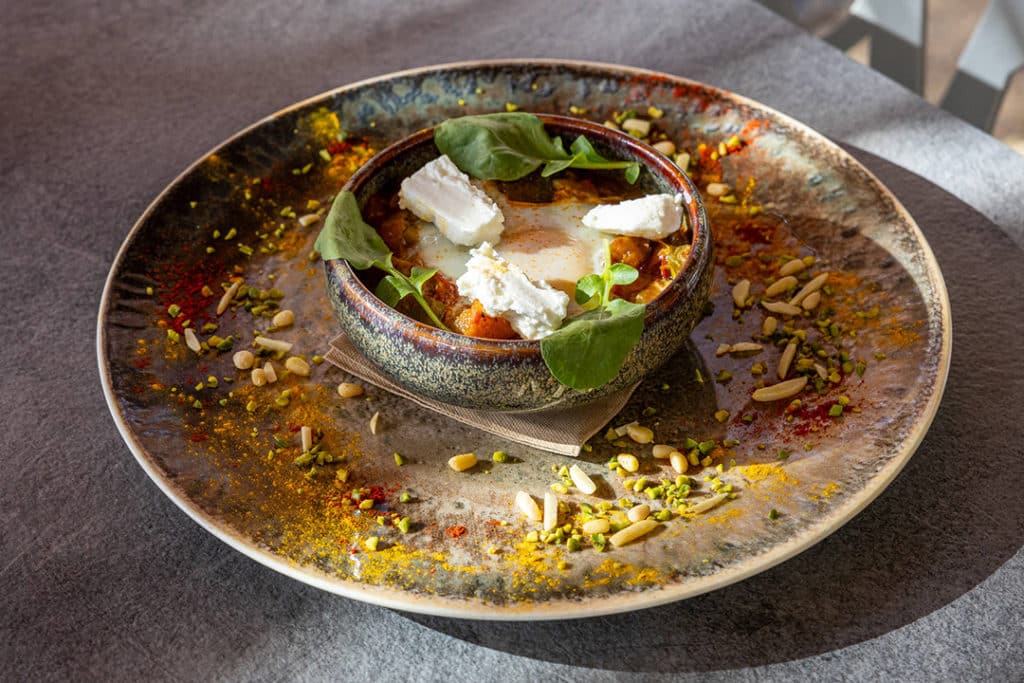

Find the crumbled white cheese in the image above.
[
  {"left": 399, "top": 155, "right": 505, "bottom": 247},
  {"left": 581, "top": 193, "right": 684, "bottom": 240},
  {"left": 455, "top": 242, "right": 569, "bottom": 340}
]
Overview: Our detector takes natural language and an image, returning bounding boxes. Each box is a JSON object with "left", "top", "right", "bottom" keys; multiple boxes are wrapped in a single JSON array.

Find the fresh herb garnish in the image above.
[
  {"left": 314, "top": 191, "right": 449, "bottom": 331},
  {"left": 540, "top": 241, "right": 646, "bottom": 390},
  {"left": 434, "top": 113, "right": 641, "bottom": 184}
]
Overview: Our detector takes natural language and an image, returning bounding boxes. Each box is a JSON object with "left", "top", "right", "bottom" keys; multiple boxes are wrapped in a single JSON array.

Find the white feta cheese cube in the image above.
[
  {"left": 455, "top": 242, "right": 569, "bottom": 340},
  {"left": 398, "top": 155, "right": 505, "bottom": 247},
  {"left": 581, "top": 193, "right": 684, "bottom": 240}
]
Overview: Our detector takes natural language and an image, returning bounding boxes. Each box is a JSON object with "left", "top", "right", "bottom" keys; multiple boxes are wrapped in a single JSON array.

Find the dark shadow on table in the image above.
[{"left": 402, "top": 147, "right": 1024, "bottom": 672}]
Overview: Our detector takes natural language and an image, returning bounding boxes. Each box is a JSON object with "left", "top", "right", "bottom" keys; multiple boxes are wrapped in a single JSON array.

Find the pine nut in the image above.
[
  {"left": 789, "top": 272, "right": 829, "bottom": 306},
  {"left": 674, "top": 152, "right": 691, "bottom": 169},
  {"left": 297, "top": 213, "right": 320, "bottom": 227},
  {"left": 716, "top": 343, "right": 731, "bottom": 357},
  {"left": 802, "top": 291, "right": 821, "bottom": 310},
  {"left": 232, "top": 350, "right": 255, "bottom": 369},
  {"left": 216, "top": 280, "right": 242, "bottom": 315},
  {"left": 626, "top": 424, "right": 654, "bottom": 444},
  {"left": 762, "top": 300, "right": 802, "bottom": 316},
  {"left": 762, "top": 316, "right": 778, "bottom": 336},
  {"left": 515, "top": 491, "right": 542, "bottom": 522},
  {"left": 627, "top": 504, "right": 651, "bottom": 523},
  {"left": 609, "top": 519, "right": 659, "bottom": 547},
  {"left": 653, "top": 140, "right": 676, "bottom": 156},
  {"left": 262, "top": 361, "right": 277, "bottom": 384},
  {"left": 732, "top": 279, "right": 751, "bottom": 308},
  {"left": 251, "top": 368, "right": 267, "bottom": 387},
  {"left": 778, "top": 340, "right": 798, "bottom": 379},
  {"left": 272, "top": 309, "right": 295, "bottom": 328},
  {"left": 582, "top": 518, "right": 610, "bottom": 534},
  {"left": 369, "top": 411, "right": 381, "bottom": 434},
  {"left": 688, "top": 492, "right": 730, "bottom": 514},
  {"left": 543, "top": 491, "right": 558, "bottom": 531},
  {"left": 337, "top": 382, "right": 364, "bottom": 398},
  {"left": 254, "top": 336, "right": 293, "bottom": 353},
  {"left": 617, "top": 454, "right": 639, "bottom": 472},
  {"left": 284, "top": 356, "right": 310, "bottom": 377},
  {"left": 569, "top": 465, "right": 597, "bottom": 495},
  {"left": 448, "top": 452, "right": 477, "bottom": 472},
  {"left": 300, "top": 425, "right": 312, "bottom": 452},
  {"left": 621, "top": 118, "right": 651, "bottom": 136},
  {"left": 729, "top": 342, "right": 763, "bottom": 354},
  {"left": 752, "top": 376, "right": 808, "bottom": 401},
  {"left": 613, "top": 421, "right": 638, "bottom": 437},
  {"left": 779, "top": 258, "right": 806, "bottom": 277},
  {"left": 652, "top": 444, "right": 674, "bottom": 459},
  {"left": 669, "top": 451, "right": 688, "bottom": 474},
  {"left": 706, "top": 182, "right": 730, "bottom": 197},
  {"left": 764, "top": 276, "right": 798, "bottom": 298},
  {"left": 183, "top": 328, "right": 201, "bottom": 354}
]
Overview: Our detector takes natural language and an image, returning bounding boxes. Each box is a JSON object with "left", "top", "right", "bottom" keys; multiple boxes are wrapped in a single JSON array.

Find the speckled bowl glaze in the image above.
[{"left": 324, "top": 114, "right": 712, "bottom": 411}]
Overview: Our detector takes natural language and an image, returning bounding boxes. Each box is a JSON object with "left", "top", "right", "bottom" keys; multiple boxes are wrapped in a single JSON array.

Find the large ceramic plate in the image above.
[{"left": 98, "top": 61, "right": 950, "bottom": 619}]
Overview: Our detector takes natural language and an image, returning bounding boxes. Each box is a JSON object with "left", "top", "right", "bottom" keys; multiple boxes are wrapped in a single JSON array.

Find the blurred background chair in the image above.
[
  {"left": 939, "top": 0, "right": 1024, "bottom": 131},
  {"left": 757, "top": 0, "right": 926, "bottom": 93},
  {"left": 824, "top": 0, "right": 926, "bottom": 94},
  {"left": 757, "top": 0, "right": 1024, "bottom": 145}
]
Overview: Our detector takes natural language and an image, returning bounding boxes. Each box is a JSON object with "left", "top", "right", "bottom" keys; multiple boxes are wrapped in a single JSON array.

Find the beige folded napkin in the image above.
[{"left": 325, "top": 334, "right": 638, "bottom": 456}]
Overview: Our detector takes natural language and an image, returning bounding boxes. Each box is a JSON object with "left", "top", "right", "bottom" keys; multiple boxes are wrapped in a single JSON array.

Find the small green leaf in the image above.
[
  {"left": 568, "top": 135, "right": 604, "bottom": 162},
  {"left": 569, "top": 136, "right": 641, "bottom": 184},
  {"left": 540, "top": 157, "right": 577, "bottom": 177},
  {"left": 374, "top": 275, "right": 404, "bottom": 307},
  {"left": 314, "top": 191, "right": 390, "bottom": 269},
  {"left": 408, "top": 266, "right": 437, "bottom": 290},
  {"left": 608, "top": 263, "right": 640, "bottom": 286},
  {"left": 574, "top": 273, "right": 604, "bottom": 307},
  {"left": 375, "top": 268, "right": 437, "bottom": 307},
  {"left": 540, "top": 299, "right": 644, "bottom": 390}
]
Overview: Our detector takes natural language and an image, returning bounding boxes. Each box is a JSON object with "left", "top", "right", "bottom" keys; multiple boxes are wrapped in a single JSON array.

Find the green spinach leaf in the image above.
[
  {"left": 313, "top": 191, "right": 390, "bottom": 269},
  {"left": 375, "top": 267, "right": 437, "bottom": 307},
  {"left": 540, "top": 240, "right": 646, "bottom": 389},
  {"left": 435, "top": 113, "right": 641, "bottom": 184},
  {"left": 541, "top": 298, "right": 645, "bottom": 390},
  {"left": 315, "top": 191, "right": 450, "bottom": 331}
]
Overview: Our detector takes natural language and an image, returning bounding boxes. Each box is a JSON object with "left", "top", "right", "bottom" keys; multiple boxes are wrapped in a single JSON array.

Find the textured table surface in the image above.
[{"left": 2, "top": 1, "right": 1023, "bottom": 681}]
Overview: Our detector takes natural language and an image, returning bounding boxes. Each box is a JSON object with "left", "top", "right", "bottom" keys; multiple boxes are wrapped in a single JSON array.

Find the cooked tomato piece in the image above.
[
  {"left": 609, "top": 236, "right": 652, "bottom": 269},
  {"left": 451, "top": 301, "right": 519, "bottom": 339}
]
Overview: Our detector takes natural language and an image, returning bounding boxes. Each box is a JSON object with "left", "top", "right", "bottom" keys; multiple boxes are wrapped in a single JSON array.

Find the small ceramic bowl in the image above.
[{"left": 324, "top": 114, "right": 712, "bottom": 411}]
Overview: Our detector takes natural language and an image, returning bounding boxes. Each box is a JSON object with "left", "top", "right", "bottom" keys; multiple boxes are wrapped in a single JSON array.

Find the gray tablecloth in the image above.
[{"left": 3, "top": 1, "right": 1022, "bottom": 680}]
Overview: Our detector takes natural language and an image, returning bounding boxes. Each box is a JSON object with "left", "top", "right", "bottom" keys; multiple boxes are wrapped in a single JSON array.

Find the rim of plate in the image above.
[{"left": 96, "top": 58, "right": 952, "bottom": 621}]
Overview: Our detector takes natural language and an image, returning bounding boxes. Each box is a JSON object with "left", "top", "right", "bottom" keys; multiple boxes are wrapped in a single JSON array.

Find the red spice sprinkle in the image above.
[
  {"left": 791, "top": 403, "right": 835, "bottom": 436},
  {"left": 326, "top": 140, "right": 351, "bottom": 155},
  {"left": 190, "top": 432, "right": 209, "bottom": 443},
  {"left": 363, "top": 486, "right": 387, "bottom": 504},
  {"left": 445, "top": 525, "right": 468, "bottom": 539}
]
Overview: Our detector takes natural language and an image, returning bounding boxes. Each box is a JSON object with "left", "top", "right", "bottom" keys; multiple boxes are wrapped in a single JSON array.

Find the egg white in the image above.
[{"left": 409, "top": 188, "right": 607, "bottom": 304}]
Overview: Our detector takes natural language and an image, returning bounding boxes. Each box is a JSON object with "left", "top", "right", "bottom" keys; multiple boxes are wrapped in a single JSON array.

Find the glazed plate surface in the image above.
[{"left": 98, "top": 61, "right": 950, "bottom": 619}]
